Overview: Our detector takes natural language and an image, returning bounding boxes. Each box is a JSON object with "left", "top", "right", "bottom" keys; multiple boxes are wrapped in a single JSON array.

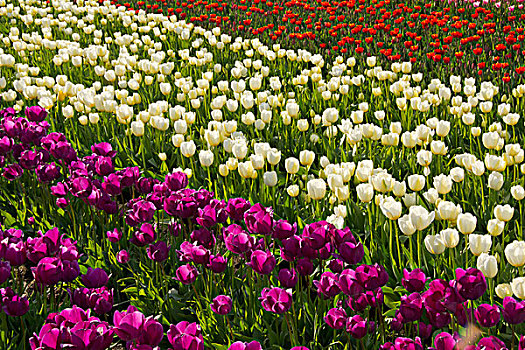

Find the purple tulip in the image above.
[
  {"left": 210, "top": 295, "right": 232, "bottom": 315},
  {"left": 130, "top": 223, "right": 156, "bottom": 247},
  {"left": 167, "top": 321, "right": 204, "bottom": 350},
  {"left": 339, "top": 269, "right": 364, "bottom": 297},
  {"left": 434, "top": 332, "right": 456, "bottom": 350},
  {"left": 226, "top": 198, "right": 251, "bottom": 221},
  {"left": 117, "top": 250, "right": 130, "bottom": 264},
  {"left": 302, "top": 221, "right": 333, "bottom": 250},
  {"left": 70, "top": 287, "right": 114, "bottom": 315},
  {"left": 224, "top": 224, "right": 253, "bottom": 254},
  {"left": 0, "top": 136, "right": 13, "bottom": 155},
  {"left": 273, "top": 219, "right": 297, "bottom": 240},
  {"left": 476, "top": 336, "right": 507, "bottom": 350},
  {"left": 113, "top": 306, "right": 145, "bottom": 342},
  {"left": 353, "top": 264, "right": 389, "bottom": 291},
  {"left": 60, "top": 259, "right": 80, "bottom": 283},
  {"left": 324, "top": 307, "right": 347, "bottom": 329},
  {"left": 393, "top": 337, "right": 423, "bottom": 350},
  {"left": 165, "top": 171, "right": 188, "bottom": 191},
  {"left": 3, "top": 163, "right": 23, "bottom": 180},
  {"left": 228, "top": 341, "right": 262, "bottom": 350},
  {"left": 328, "top": 259, "right": 344, "bottom": 273},
  {"left": 190, "top": 244, "right": 210, "bottom": 265},
  {"left": 503, "top": 297, "right": 525, "bottom": 325},
  {"left": 0, "top": 261, "right": 10, "bottom": 284},
  {"left": 296, "top": 258, "right": 314, "bottom": 276},
  {"left": 106, "top": 228, "right": 122, "bottom": 243},
  {"left": 82, "top": 267, "right": 109, "bottom": 288},
  {"left": 208, "top": 255, "right": 227, "bottom": 273},
  {"left": 244, "top": 203, "right": 273, "bottom": 235},
  {"left": 33, "top": 257, "right": 61, "bottom": 286},
  {"left": 475, "top": 304, "right": 500, "bottom": 328},
  {"left": 346, "top": 315, "right": 368, "bottom": 339},
  {"left": 2, "top": 292, "right": 29, "bottom": 316},
  {"left": 36, "top": 163, "right": 61, "bottom": 183},
  {"left": 138, "top": 317, "right": 164, "bottom": 346},
  {"left": 103, "top": 173, "right": 122, "bottom": 196},
  {"left": 278, "top": 268, "right": 298, "bottom": 288},
  {"left": 454, "top": 268, "right": 487, "bottom": 300},
  {"left": 260, "top": 287, "right": 292, "bottom": 314},
  {"left": 338, "top": 241, "right": 364, "bottom": 265},
  {"left": 418, "top": 322, "right": 432, "bottom": 339},
  {"left": 313, "top": 271, "right": 340, "bottom": 298},
  {"left": 402, "top": 269, "right": 427, "bottom": 293},
  {"left": 175, "top": 264, "right": 199, "bottom": 285},
  {"left": 131, "top": 200, "right": 156, "bottom": 224},
  {"left": 399, "top": 292, "right": 424, "bottom": 322},
  {"left": 147, "top": 241, "right": 171, "bottom": 262},
  {"left": 281, "top": 235, "right": 301, "bottom": 261},
  {"left": 249, "top": 250, "right": 276, "bottom": 275},
  {"left": 25, "top": 105, "right": 48, "bottom": 122},
  {"left": 519, "top": 335, "right": 525, "bottom": 350}
]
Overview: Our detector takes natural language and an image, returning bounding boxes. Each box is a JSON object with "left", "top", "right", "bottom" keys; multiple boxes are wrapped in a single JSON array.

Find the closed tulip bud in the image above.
[
  {"left": 450, "top": 167, "right": 464, "bottom": 182},
  {"left": 158, "top": 153, "right": 167, "bottom": 162},
  {"left": 494, "top": 204, "right": 514, "bottom": 222},
  {"left": 440, "top": 228, "right": 459, "bottom": 248},
  {"left": 267, "top": 149, "right": 281, "bottom": 166},
  {"left": 408, "top": 175, "right": 425, "bottom": 191},
  {"left": 356, "top": 183, "right": 374, "bottom": 203},
  {"left": 468, "top": 234, "right": 491, "bottom": 256},
  {"left": 435, "top": 120, "right": 451, "bottom": 137},
  {"left": 219, "top": 164, "right": 229, "bottom": 177},
  {"left": 477, "top": 253, "right": 498, "bottom": 279},
  {"left": 417, "top": 150, "right": 432, "bottom": 167},
  {"left": 486, "top": 171, "right": 504, "bottom": 191},
  {"left": 263, "top": 171, "right": 278, "bottom": 187},
  {"left": 398, "top": 214, "right": 416, "bottom": 236},
  {"left": 511, "top": 185, "right": 525, "bottom": 200},
  {"left": 393, "top": 181, "right": 406, "bottom": 197},
  {"left": 299, "top": 150, "right": 315, "bottom": 167},
  {"left": 457, "top": 213, "right": 477, "bottom": 235},
  {"left": 511, "top": 277, "right": 525, "bottom": 299},
  {"left": 285, "top": 158, "right": 300, "bottom": 174},
  {"left": 495, "top": 283, "right": 513, "bottom": 299},
  {"left": 287, "top": 185, "right": 299, "bottom": 197},
  {"left": 472, "top": 127, "right": 481, "bottom": 137},
  {"left": 505, "top": 240, "right": 525, "bottom": 267},
  {"left": 307, "top": 179, "right": 326, "bottom": 200},
  {"left": 424, "top": 235, "right": 446, "bottom": 255},
  {"left": 181, "top": 140, "right": 196, "bottom": 158},
  {"left": 131, "top": 121, "right": 144, "bottom": 137}
]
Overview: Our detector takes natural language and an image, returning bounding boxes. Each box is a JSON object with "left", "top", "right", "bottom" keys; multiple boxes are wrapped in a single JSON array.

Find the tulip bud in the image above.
[
  {"left": 440, "top": 228, "right": 459, "bottom": 248},
  {"left": 494, "top": 204, "right": 514, "bottom": 222},
  {"left": 356, "top": 183, "right": 374, "bottom": 203},
  {"left": 424, "top": 235, "right": 445, "bottom": 255},
  {"left": 457, "top": 213, "right": 477, "bottom": 235},
  {"left": 477, "top": 253, "right": 498, "bottom": 279},
  {"left": 495, "top": 283, "right": 513, "bottom": 299},
  {"left": 307, "top": 179, "right": 326, "bottom": 200},
  {"left": 468, "top": 234, "right": 491, "bottom": 256}
]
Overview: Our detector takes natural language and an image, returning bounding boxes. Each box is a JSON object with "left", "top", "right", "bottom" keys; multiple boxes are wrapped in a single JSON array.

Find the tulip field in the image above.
[{"left": 3, "top": 0, "right": 525, "bottom": 349}]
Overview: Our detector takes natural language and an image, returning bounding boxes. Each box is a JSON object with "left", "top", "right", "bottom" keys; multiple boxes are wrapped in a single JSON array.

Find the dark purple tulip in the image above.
[
  {"left": 70, "top": 287, "right": 114, "bottom": 315},
  {"left": 25, "top": 105, "right": 47, "bottom": 122},
  {"left": 324, "top": 307, "right": 347, "bottom": 329},
  {"left": 165, "top": 171, "right": 188, "bottom": 191},
  {"left": 354, "top": 264, "right": 389, "bottom": 291},
  {"left": 196, "top": 201, "right": 227, "bottom": 228},
  {"left": 390, "top": 312, "right": 404, "bottom": 332},
  {"left": 210, "top": 295, "right": 232, "bottom": 315},
  {"left": 226, "top": 198, "right": 251, "bottom": 221},
  {"left": 278, "top": 268, "right": 298, "bottom": 288},
  {"left": 167, "top": 321, "right": 204, "bottom": 350},
  {"left": 0, "top": 136, "right": 13, "bottom": 155},
  {"left": 402, "top": 269, "right": 426, "bottom": 293},
  {"left": 147, "top": 241, "right": 171, "bottom": 263},
  {"left": 102, "top": 173, "right": 122, "bottom": 196},
  {"left": 70, "top": 176, "right": 92, "bottom": 198},
  {"left": 224, "top": 224, "right": 253, "bottom": 254},
  {"left": 91, "top": 142, "right": 117, "bottom": 157},
  {"left": 418, "top": 322, "right": 432, "bottom": 339},
  {"left": 399, "top": 292, "right": 424, "bottom": 322},
  {"left": 519, "top": 335, "right": 525, "bottom": 350},
  {"left": 106, "top": 228, "right": 122, "bottom": 243},
  {"left": 51, "top": 182, "right": 68, "bottom": 197},
  {"left": 502, "top": 297, "right": 525, "bottom": 325},
  {"left": 347, "top": 292, "right": 370, "bottom": 312},
  {"left": 29, "top": 323, "right": 61, "bottom": 349},
  {"left": 434, "top": 332, "right": 456, "bottom": 350},
  {"left": 119, "top": 167, "right": 139, "bottom": 187},
  {"left": 273, "top": 219, "right": 297, "bottom": 240},
  {"left": 476, "top": 336, "right": 507, "bottom": 350},
  {"left": 138, "top": 317, "right": 164, "bottom": 346},
  {"left": 454, "top": 303, "right": 468, "bottom": 327},
  {"left": 190, "top": 244, "right": 210, "bottom": 265},
  {"left": 364, "top": 288, "right": 384, "bottom": 308},
  {"left": 0, "top": 261, "right": 10, "bottom": 284},
  {"left": 296, "top": 258, "right": 314, "bottom": 276},
  {"left": 131, "top": 200, "right": 156, "bottom": 224},
  {"left": 117, "top": 250, "right": 130, "bottom": 264},
  {"left": 208, "top": 255, "right": 227, "bottom": 273},
  {"left": 190, "top": 228, "right": 216, "bottom": 249},
  {"left": 61, "top": 260, "right": 80, "bottom": 283},
  {"left": 95, "top": 156, "right": 114, "bottom": 176},
  {"left": 33, "top": 257, "right": 61, "bottom": 286},
  {"left": 136, "top": 177, "right": 155, "bottom": 194},
  {"left": 313, "top": 271, "right": 340, "bottom": 298},
  {"left": 249, "top": 250, "right": 276, "bottom": 275},
  {"left": 82, "top": 267, "right": 109, "bottom": 288},
  {"left": 244, "top": 203, "right": 273, "bottom": 235},
  {"left": 4, "top": 240, "right": 26, "bottom": 266},
  {"left": 454, "top": 268, "right": 487, "bottom": 300},
  {"left": 302, "top": 221, "right": 333, "bottom": 250},
  {"left": 427, "top": 308, "right": 452, "bottom": 329},
  {"left": 475, "top": 304, "right": 500, "bottom": 328},
  {"left": 175, "top": 264, "right": 198, "bottom": 285},
  {"left": 328, "top": 259, "right": 344, "bottom": 273},
  {"left": 228, "top": 341, "right": 262, "bottom": 350},
  {"left": 346, "top": 314, "right": 367, "bottom": 339},
  {"left": 113, "top": 306, "right": 145, "bottom": 342},
  {"left": 394, "top": 337, "right": 423, "bottom": 350},
  {"left": 169, "top": 222, "right": 182, "bottom": 237},
  {"left": 3, "top": 163, "right": 23, "bottom": 180},
  {"left": 338, "top": 269, "right": 364, "bottom": 297},
  {"left": 260, "top": 287, "right": 292, "bottom": 314},
  {"left": 338, "top": 241, "right": 364, "bottom": 265},
  {"left": 130, "top": 223, "right": 156, "bottom": 247},
  {"left": 281, "top": 235, "right": 301, "bottom": 261},
  {"left": 2, "top": 293, "right": 29, "bottom": 316}
]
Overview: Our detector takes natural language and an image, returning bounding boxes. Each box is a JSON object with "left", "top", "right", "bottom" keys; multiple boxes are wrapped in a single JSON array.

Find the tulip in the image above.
[
  {"left": 259, "top": 287, "right": 292, "bottom": 314},
  {"left": 307, "top": 178, "right": 326, "bottom": 200},
  {"left": 346, "top": 315, "right": 368, "bottom": 339},
  {"left": 147, "top": 241, "right": 171, "bottom": 262},
  {"left": 249, "top": 250, "right": 276, "bottom": 275},
  {"left": 502, "top": 297, "right": 525, "bottom": 324},
  {"left": 356, "top": 183, "right": 374, "bottom": 203},
  {"left": 278, "top": 268, "right": 298, "bottom": 288},
  {"left": 468, "top": 234, "right": 491, "bottom": 256},
  {"left": 113, "top": 306, "right": 145, "bottom": 342},
  {"left": 505, "top": 241, "right": 525, "bottom": 267},
  {"left": 496, "top": 283, "right": 513, "bottom": 299},
  {"left": 402, "top": 269, "right": 426, "bottom": 293},
  {"left": 210, "top": 295, "right": 232, "bottom": 315},
  {"left": 512, "top": 277, "right": 525, "bottom": 299},
  {"left": 494, "top": 204, "right": 514, "bottom": 222},
  {"left": 424, "top": 235, "right": 446, "bottom": 255},
  {"left": 477, "top": 253, "right": 498, "bottom": 279},
  {"left": 475, "top": 304, "right": 500, "bottom": 328},
  {"left": 409, "top": 206, "right": 435, "bottom": 231},
  {"left": 117, "top": 250, "right": 130, "bottom": 264},
  {"left": 399, "top": 292, "right": 424, "bottom": 322},
  {"left": 324, "top": 307, "right": 347, "bottom": 330},
  {"left": 0, "top": 261, "right": 11, "bottom": 284},
  {"left": 81, "top": 267, "right": 109, "bottom": 288},
  {"left": 487, "top": 219, "right": 505, "bottom": 237},
  {"left": 167, "top": 321, "right": 204, "bottom": 350},
  {"left": 175, "top": 264, "right": 199, "bottom": 285},
  {"left": 229, "top": 341, "right": 262, "bottom": 350},
  {"left": 455, "top": 268, "right": 487, "bottom": 300}
]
